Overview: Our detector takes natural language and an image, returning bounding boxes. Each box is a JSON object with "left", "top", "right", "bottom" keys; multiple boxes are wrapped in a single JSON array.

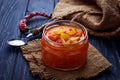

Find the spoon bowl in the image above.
[
  {"left": 7, "top": 23, "right": 47, "bottom": 47},
  {"left": 8, "top": 39, "right": 26, "bottom": 46}
]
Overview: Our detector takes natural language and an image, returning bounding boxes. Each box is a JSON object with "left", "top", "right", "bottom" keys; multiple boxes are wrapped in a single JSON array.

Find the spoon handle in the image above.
[{"left": 31, "top": 23, "right": 47, "bottom": 36}]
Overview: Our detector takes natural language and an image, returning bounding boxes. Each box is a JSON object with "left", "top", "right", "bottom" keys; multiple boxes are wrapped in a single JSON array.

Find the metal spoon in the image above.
[
  {"left": 7, "top": 17, "right": 62, "bottom": 47},
  {"left": 8, "top": 24, "right": 46, "bottom": 46}
]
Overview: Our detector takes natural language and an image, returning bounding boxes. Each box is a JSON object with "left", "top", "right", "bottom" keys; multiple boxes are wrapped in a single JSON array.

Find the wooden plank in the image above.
[
  {"left": 26, "top": 0, "right": 59, "bottom": 28},
  {"left": 11, "top": 0, "right": 59, "bottom": 80},
  {"left": 0, "top": 0, "right": 29, "bottom": 80},
  {"left": 89, "top": 36, "right": 120, "bottom": 80}
]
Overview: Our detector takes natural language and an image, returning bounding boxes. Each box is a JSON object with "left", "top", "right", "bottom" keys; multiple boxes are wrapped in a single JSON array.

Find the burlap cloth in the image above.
[
  {"left": 52, "top": 0, "right": 120, "bottom": 38},
  {"left": 20, "top": 39, "right": 112, "bottom": 80}
]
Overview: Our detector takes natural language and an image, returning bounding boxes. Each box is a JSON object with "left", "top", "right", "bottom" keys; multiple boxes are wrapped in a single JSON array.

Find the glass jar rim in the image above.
[{"left": 42, "top": 20, "right": 88, "bottom": 46}]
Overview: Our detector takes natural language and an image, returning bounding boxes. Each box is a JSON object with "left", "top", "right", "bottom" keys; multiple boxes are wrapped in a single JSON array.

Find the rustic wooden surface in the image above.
[{"left": 0, "top": 0, "right": 120, "bottom": 80}]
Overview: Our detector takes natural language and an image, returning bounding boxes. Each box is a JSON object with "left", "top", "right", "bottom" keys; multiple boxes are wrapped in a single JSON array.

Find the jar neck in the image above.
[{"left": 42, "top": 20, "right": 88, "bottom": 47}]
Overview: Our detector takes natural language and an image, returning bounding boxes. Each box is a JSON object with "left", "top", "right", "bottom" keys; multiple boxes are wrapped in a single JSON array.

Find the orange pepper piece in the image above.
[
  {"left": 60, "top": 33, "right": 70, "bottom": 41},
  {"left": 54, "top": 28, "right": 65, "bottom": 35},
  {"left": 68, "top": 28, "right": 77, "bottom": 36}
]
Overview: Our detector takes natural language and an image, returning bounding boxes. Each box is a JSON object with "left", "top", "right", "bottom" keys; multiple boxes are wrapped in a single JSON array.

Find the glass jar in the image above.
[{"left": 41, "top": 20, "right": 89, "bottom": 71}]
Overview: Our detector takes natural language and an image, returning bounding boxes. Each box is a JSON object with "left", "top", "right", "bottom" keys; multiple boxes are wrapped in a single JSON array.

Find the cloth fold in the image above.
[{"left": 52, "top": 0, "right": 120, "bottom": 38}]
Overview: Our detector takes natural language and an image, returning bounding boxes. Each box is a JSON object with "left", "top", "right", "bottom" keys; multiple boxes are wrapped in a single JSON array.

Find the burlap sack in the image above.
[{"left": 52, "top": 0, "right": 120, "bottom": 38}]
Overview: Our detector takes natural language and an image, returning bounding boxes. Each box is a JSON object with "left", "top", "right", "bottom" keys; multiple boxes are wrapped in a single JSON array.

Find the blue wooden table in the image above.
[{"left": 0, "top": 0, "right": 120, "bottom": 80}]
